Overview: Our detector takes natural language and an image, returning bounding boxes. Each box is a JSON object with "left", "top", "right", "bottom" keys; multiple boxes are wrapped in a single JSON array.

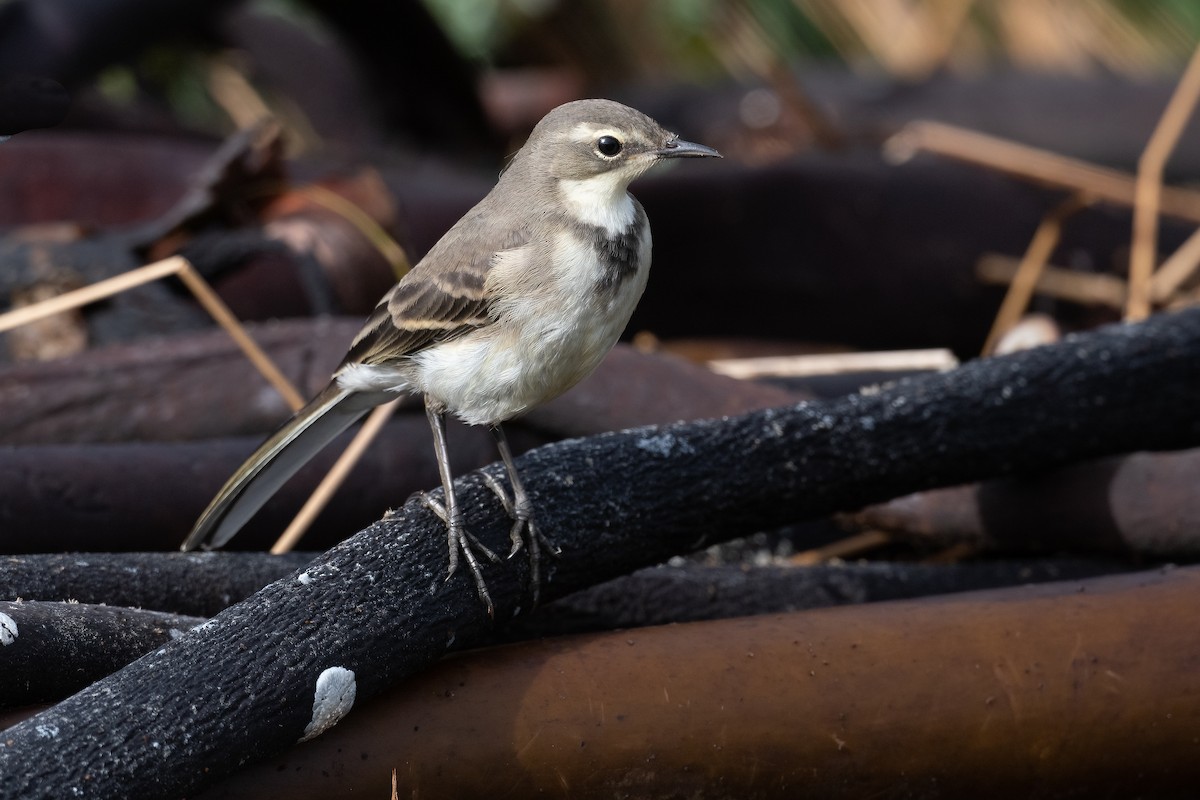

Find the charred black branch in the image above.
[
  {"left": 1, "top": 308, "right": 1198, "bottom": 797},
  {"left": 0, "top": 553, "right": 313, "bottom": 617},
  {"left": 0, "top": 601, "right": 202, "bottom": 707}
]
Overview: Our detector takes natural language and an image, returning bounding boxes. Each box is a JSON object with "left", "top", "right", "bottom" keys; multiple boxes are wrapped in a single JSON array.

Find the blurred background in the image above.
[
  {"left": 4, "top": 0, "right": 1200, "bottom": 551},
  {"left": 4, "top": 0, "right": 1200, "bottom": 358}
]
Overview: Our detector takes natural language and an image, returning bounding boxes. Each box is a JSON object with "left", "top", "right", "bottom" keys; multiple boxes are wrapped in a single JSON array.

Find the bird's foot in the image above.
[
  {"left": 420, "top": 492, "right": 499, "bottom": 616},
  {"left": 481, "top": 471, "right": 559, "bottom": 606}
]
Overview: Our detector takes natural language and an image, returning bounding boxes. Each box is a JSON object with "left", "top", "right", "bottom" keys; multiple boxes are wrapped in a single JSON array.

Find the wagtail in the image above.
[{"left": 182, "top": 99, "right": 721, "bottom": 612}]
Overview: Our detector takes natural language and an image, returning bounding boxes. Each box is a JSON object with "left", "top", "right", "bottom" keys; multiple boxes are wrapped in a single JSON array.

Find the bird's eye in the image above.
[{"left": 596, "top": 135, "right": 622, "bottom": 157}]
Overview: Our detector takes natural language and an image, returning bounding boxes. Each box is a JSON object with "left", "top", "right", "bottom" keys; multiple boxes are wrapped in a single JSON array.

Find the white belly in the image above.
[{"left": 413, "top": 229, "right": 650, "bottom": 425}]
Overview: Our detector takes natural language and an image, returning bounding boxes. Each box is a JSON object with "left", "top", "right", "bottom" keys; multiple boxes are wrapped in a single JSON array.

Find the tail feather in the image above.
[{"left": 181, "top": 383, "right": 381, "bottom": 551}]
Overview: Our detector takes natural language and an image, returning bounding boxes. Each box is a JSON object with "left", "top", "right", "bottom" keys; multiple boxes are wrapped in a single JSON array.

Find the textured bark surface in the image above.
[
  {"left": 0, "top": 553, "right": 313, "bottom": 617},
  {"left": 197, "top": 566, "right": 1200, "bottom": 800},
  {"left": 0, "top": 308, "right": 1197, "bottom": 797},
  {"left": 0, "top": 551, "right": 1122, "bottom": 636}
]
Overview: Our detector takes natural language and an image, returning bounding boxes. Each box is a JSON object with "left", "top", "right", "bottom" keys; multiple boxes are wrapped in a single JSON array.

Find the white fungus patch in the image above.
[
  {"left": 300, "top": 666, "right": 357, "bottom": 742},
  {"left": 0, "top": 612, "right": 18, "bottom": 645},
  {"left": 297, "top": 571, "right": 313, "bottom": 585}
]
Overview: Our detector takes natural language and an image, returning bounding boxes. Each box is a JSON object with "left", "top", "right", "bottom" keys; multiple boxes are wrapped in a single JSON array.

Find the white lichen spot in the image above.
[
  {"left": 34, "top": 724, "right": 59, "bottom": 739},
  {"left": 297, "top": 571, "right": 313, "bottom": 585},
  {"left": 300, "top": 667, "right": 357, "bottom": 743},
  {"left": 0, "top": 612, "right": 18, "bottom": 645}
]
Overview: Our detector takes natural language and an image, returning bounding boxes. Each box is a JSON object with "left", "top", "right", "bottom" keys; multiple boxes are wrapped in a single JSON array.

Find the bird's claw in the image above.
[
  {"left": 480, "top": 471, "right": 558, "bottom": 606},
  {"left": 420, "top": 491, "right": 497, "bottom": 617}
]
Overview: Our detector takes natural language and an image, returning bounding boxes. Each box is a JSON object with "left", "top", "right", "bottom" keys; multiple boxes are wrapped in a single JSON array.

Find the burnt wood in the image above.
[
  {"left": 0, "top": 552, "right": 313, "bottom": 617},
  {"left": 0, "top": 308, "right": 1197, "bottom": 797},
  {"left": 0, "top": 601, "right": 204, "bottom": 707}
]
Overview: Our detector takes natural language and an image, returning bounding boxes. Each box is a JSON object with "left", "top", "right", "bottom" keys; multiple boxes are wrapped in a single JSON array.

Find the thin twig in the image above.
[
  {"left": 708, "top": 349, "right": 957, "bottom": 380},
  {"left": 0, "top": 258, "right": 184, "bottom": 333},
  {"left": 1151, "top": 226, "right": 1200, "bottom": 302},
  {"left": 884, "top": 120, "right": 1200, "bottom": 224},
  {"left": 174, "top": 261, "right": 305, "bottom": 411},
  {"left": 982, "top": 193, "right": 1091, "bottom": 355},
  {"left": 976, "top": 254, "right": 1128, "bottom": 310},
  {"left": 0, "top": 256, "right": 304, "bottom": 410},
  {"left": 790, "top": 530, "right": 891, "bottom": 565},
  {"left": 299, "top": 184, "right": 413, "bottom": 280},
  {"left": 1128, "top": 44, "right": 1200, "bottom": 320}
]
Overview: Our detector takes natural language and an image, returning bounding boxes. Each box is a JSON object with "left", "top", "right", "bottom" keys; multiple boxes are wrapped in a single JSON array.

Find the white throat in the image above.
[{"left": 558, "top": 172, "right": 637, "bottom": 236}]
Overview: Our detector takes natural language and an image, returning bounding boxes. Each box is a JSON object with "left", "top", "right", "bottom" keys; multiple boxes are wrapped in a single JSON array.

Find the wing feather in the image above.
[{"left": 341, "top": 221, "right": 531, "bottom": 368}]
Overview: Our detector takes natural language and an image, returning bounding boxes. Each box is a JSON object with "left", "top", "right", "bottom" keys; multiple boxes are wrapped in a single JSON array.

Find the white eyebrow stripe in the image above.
[{"left": 569, "top": 121, "right": 623, "bottom": 143}]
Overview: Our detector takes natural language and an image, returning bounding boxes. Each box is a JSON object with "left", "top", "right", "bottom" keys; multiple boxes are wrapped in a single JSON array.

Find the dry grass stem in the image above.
[
  {"left": 1150, "top": 227, "right": 1200, "bottom": 302},
  {"left": 982, "top": 193, "right": 1091, "bottom": 355},
  {"left": 884, "top": 121, "right": 1200, "bottom": 224},
  {"left": 791, "top": 530, "right": 891, "bottom": 565},
  {"left": 977, "top": 254, "right": 1128, "bottom": 310},
  {"left": 708, "top": 349, "right": 958, "bottom": 380},
  {"left": 1128, "top": 44, "right": 1200, "bottom": 320},
  {"left": 0, "top": 256, "right": 305, "bottom": 410},
  {"left": 300, "top": 184, "right": 412, "bottom": 280}
]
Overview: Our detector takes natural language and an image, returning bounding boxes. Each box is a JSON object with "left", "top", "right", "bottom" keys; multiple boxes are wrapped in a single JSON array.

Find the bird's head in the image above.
[{"left": 504, "top": 99, "right": 720, "bottom": 220}]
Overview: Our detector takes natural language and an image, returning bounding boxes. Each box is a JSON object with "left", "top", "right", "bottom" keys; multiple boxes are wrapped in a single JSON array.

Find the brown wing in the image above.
[{"left": 340, "top": 222, "right": 531, "bottom": 368}]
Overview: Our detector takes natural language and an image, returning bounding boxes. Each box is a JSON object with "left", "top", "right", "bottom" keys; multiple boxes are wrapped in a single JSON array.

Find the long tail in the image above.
[{"left": 181, "top": 382, "right": 382, "bottom": 551}]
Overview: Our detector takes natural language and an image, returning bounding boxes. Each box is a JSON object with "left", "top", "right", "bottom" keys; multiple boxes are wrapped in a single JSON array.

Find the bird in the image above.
[{"left": 181, "top": 98, "right": 721, "bottom": 612}]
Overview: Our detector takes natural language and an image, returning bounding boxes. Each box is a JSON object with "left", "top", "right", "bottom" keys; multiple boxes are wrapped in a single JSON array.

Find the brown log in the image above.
[
  {"left": 846, "top": 447, "right": 1200, "bottom": 557},
  {"left": 0, "top": 317, "right": 356, "bottom": 443},
  {"left": 0, "top": 422, "right": 525, "bottom": 553},
  {"left": 501, "top": 558, "right": 1128, "bottom": 639},
  {"left": 0, "top": 133, "right": 214, "bottom": 227},
  {"left": 196, "top": 566, "right": 1200, "bottom": 799},
  {"left": 0, "top": 319, "right": 800, "bottom": 444}
]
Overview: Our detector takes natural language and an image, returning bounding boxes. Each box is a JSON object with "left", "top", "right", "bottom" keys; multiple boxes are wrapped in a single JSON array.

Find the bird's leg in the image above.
[
  {"left": 425, "top": 400, "right": 496, "bottom": 614},
  {"left": 486, "top": 424, "right": 559, "bottom": 603}
]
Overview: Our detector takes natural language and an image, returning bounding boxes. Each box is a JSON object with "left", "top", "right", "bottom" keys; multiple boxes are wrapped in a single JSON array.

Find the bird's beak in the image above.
[{"left": 657, "top": 137, "right": 722, "bottom": 159}]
